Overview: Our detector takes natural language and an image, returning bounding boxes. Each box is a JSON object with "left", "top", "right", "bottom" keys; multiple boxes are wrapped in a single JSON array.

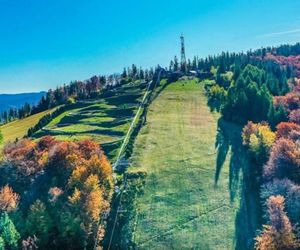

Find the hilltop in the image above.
[{"left": 0, "top": 42, "right": 300, "bottom": 249}]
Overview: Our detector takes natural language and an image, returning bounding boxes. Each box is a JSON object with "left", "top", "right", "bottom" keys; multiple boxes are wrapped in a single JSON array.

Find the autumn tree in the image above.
[
  {"left": 263, "top": 138, "right": 300, "bottom": 183},
  {"left": 261, "top": 179, "right": 300, "bottom": 224},
  {"left": 0, "top": 136, "right": 114, "bottom": 249},
  {"left": 276, "top": 122, "right": 300, "bottom": 139},
  {"left": 289, "top": 109, "right": 300, "bottom": 124},
  {"left": 242, "top": 122, "right": 276, "bottom": 165},
  {"left": 0, "top": 185, "right": 19, "bottom": 212},
  {"left": 255, "top": 195, "right": 299, "bottom": 250}
]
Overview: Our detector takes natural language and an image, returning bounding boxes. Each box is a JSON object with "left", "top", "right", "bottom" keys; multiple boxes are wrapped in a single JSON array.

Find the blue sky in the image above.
[{"left": 1, "top": 0, "right": 300, "bottom": 93}]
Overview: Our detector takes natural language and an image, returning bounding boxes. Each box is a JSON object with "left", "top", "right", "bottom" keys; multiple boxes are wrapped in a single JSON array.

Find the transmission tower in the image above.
[{"left": 180, "top": 34, "right": 187, "bottom": 73}]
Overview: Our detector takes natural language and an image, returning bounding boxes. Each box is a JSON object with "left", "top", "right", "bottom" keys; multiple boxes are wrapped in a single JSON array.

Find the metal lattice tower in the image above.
[{"left": 180, "top": 34, "right": 187, "bottom": 72}]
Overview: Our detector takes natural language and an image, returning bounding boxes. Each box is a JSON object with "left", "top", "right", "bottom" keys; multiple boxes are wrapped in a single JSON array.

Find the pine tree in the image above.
[
  {"left": 169, "top": 60, "right": 174, "bottom": 71},
  {"left": 0, "top": 237, "right": 4, "bottom": 250},
  {"left": 192, "top": 56, "right": 198, "bottom": 70},
  {"left": 173, "top": 56, "right": 179, "bottom": 71},
  {"left": 26, "top": 200, "right": 53, "bottom": 247},
  {"left": 121, "top": 68, "right": 127, "bottom": 78},
  {"left": 0, "top": 212, "right": 20, "bottom": 249}
]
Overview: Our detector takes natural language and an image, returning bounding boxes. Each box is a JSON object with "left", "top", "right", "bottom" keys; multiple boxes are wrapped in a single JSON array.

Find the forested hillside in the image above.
[
  {"left": 0, "top": 92, "right": 45, "bottom": 115},
  {"left": 0, "top": 42, "right": 300, "bottom": 249}
]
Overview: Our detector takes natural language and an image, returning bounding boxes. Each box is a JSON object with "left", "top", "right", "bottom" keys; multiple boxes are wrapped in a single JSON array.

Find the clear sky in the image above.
[{"left": 1, "top": 0, "right": 300, "bottom": 93}]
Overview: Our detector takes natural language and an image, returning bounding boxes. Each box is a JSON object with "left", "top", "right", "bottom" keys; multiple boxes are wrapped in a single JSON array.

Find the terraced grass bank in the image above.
[
  {"left": 125, "top": 79, "right": 260, "bottom": 249},
  {"left": 32, "top": 81, "right": 148, "bottom": 160}
]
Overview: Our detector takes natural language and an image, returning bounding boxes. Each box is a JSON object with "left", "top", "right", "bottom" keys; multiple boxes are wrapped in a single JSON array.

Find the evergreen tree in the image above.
[
  {"left": 0, "top": 212, "right": 20, "bottom": 249},
  {"left": 274, "top": 104, "right": 289, "bottom": 126},
  {"left": 139, "top": 67, "right": 144, "bottom": 79},
  {"left": 121, "top": 68, "right": 127, "bottom": 78},
  {"left": 169, "top": 60, "right": 174, "bottom": 71},
  {"left": 0, "top": 237, "right": 4, "bottom": 250},
  {"left": 192, "top": 56, "right": 198, "bottom": 70},
  {"left": 25, "top": 200, "right": 53, "bottom": 248},
  {"left": 173, "top": 56, "right": 179, "bottom": 71}
]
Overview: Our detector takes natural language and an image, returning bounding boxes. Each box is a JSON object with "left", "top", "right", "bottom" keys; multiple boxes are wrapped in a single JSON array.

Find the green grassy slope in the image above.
[
  {"left": 128, "top": 79, "right": 259, "bottom": 249},
  {"left": 0, "top": 108, "right": 57, "bottom": 145},
  {"left": 32, "top": 81, "right": 148, "bottom": 160}
]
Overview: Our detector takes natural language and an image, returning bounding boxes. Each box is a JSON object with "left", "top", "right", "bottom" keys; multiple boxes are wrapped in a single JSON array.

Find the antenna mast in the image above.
[{"left": 180, "top": 34, "right": 187, "bottom": 73}]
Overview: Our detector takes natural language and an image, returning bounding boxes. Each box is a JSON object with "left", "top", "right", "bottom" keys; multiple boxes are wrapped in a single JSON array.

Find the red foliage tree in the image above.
[
  {"left": 264, "top": 138, "right": 300, "bottom": 183},
  {"left": 276, "top": 122, "right": 300, "bottom": 139},
  {"left": 289, "top": 109, "right": 300, "bottom": 124}
]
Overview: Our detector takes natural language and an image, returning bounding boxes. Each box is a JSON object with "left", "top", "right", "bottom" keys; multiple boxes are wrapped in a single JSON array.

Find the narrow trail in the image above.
[
  {"left": 113, "top": 70, "right": 161, "bottom": 169},
  {"left": 104, "top": 70, "right": 162, "bottom": 250}
]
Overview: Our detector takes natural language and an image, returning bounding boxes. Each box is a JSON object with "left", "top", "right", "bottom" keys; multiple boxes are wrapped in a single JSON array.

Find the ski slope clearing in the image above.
[{"left": 128, "top": 79, "right": 259, "bottom": 249}]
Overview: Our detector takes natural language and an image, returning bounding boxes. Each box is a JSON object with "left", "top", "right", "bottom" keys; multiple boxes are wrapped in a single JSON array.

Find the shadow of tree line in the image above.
[{"left": 214, "top": 118, "right": 262, "bottom": 250}]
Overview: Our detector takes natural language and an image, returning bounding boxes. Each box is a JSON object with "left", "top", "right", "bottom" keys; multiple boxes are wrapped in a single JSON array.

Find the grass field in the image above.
[
  {"left": 32, "top": 81, "right": 148, "bottom": 160},
  {"left": 0, "top": 108, "right": 57, "bottom": 145},
  {"left": 126, "top": 79, "right": 259, "bottom": 249}
]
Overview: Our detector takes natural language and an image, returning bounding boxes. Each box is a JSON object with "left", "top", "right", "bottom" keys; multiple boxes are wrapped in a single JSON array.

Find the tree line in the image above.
[{"left": 0, "top": 64, "right": 155, "bottom": 124}]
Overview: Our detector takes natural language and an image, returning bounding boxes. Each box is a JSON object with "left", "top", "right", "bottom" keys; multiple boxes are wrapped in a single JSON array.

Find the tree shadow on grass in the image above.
[
  {"left": 105, "top": 93, "right": 142, "bottom": 106},
  {"left": 207, "top": 98, "right": 222, "bottom": 112},
  {"left": 35, "top": 128, "right": 125, "bottom": 138},
  {"left": 214, "top": 117, "right": 261, "bottom": 250}
]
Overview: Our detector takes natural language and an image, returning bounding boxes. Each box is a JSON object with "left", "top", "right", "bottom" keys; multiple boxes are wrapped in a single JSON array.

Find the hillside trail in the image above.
[{"left": 128, "top": 80, "right": 259, "bottom": 250}]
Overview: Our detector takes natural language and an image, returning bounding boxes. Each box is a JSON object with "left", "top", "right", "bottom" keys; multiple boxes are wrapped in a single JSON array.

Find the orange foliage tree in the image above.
[
  {"left": 0, "top": 185, "right": 19, "bottom": 212},
  {"left": 0, "top": 136, "right": 114, "bottom": 249},
  {"left": 255, "top": 195, "right": 300, "bottom": 250}
]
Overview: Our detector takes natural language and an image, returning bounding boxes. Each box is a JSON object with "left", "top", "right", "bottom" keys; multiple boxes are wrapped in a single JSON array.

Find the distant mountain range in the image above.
[{"left": 0, "top": 92, "right": 46, "bottom": 113}]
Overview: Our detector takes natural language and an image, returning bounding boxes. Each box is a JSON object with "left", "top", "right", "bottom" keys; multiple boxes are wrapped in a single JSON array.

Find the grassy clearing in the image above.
[
  {"left": 127, "top": 79, "right": 259, "bottom": 249},
  {"left": 0, "top": 108, "right": 57, "bottom": 145},
  {"left": 32, "top": 82, "right": 148, "bottom": 160}
]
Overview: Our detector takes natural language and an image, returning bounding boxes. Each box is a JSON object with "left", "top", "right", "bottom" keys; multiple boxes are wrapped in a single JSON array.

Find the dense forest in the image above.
[
  {"left": 0, "top": 136, "right": 113, "bottom": 249},
  {"left": 0, "top": 42, "right": 300, "bottom": 249}
]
